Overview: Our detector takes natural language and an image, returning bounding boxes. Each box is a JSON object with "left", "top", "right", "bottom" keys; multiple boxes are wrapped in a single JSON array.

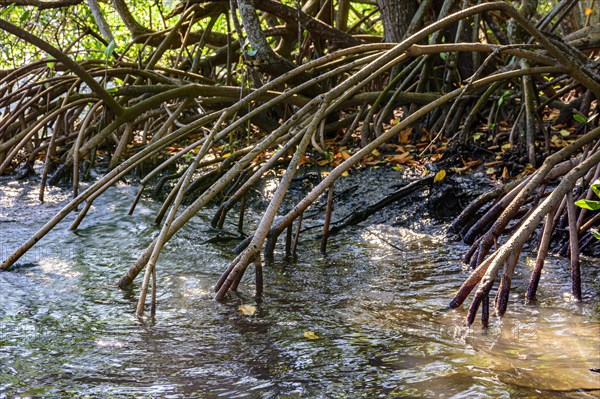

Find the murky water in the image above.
[{"left": 1, "top": 177, "right": 599, "bottom": 398}]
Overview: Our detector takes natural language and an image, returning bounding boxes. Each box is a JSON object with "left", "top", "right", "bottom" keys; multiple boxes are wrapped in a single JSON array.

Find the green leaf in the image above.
[
  {"left": 498, "top": 91, "right": 510, "bottom": 107},
  {"left": 573, "top": 114, "right": 587, "bottom": 124},
  {"left": 1, "top": 4, "right": 16, "bottom": 17},
  {"left": 20, "top": 9, "right": 30, "bottom": 23},
  {"left": 104, "top": 40, "right": 116, "bottom": 59},
  {"left": 439, "top": 52, "right": 446, "bottom": 61},
  {"left": 591, "top": 228, "right": 600, "bottom": 240},
  {"left": 574, "top": 199, "right": 600, "bottom": 211}
]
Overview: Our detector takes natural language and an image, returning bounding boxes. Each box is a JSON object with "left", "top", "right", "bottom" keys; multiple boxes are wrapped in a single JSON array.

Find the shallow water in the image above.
[{"left": 0, "top": 178, "right": 599, "bottom": 398}]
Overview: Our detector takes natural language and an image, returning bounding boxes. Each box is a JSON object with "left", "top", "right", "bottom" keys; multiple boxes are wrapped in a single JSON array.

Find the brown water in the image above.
[{"left": 0, "top": 177, "right": 599, "bottom": 398}]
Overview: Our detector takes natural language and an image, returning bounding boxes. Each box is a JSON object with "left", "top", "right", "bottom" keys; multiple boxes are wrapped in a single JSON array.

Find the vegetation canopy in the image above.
[{"left": 0, "top": 0, "right": 598, "bottom": 326}]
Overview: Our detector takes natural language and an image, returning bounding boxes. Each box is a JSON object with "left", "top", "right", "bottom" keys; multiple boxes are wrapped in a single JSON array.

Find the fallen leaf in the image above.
[
  {"left": 585, "top": 7, "right": 593, "bottom": 15},
  {"left": 464, "top": 159, "right": 482, "bottom": 168},
  {"left": 551, "top": 135, "right": 566, "bottom": 147},
  {"left": 450, "top": 166, "right": 468, "bottom": 173},
  {"left": 450, "top": 159, "right": 481, "bottom": 173},
  {"left": 341, "top": 151, "right": 351, "bottom": 160},
  {"left": 398, "top": 127, "right": 413, "bottom": 143},
  {"left": 371, "top": 149, "right": 380, "bottom": 157},
  {"left": 341, "top": 171, "right": 349, "bottom": 177},
  {"left": 484, "top": 161, "right": 503, "bottom": 167},
  {"left": 386, "top": 152, "right": 410, "bottom": 163},
  {"left": 433, "top": 169, "right": 446, "bottom": 183},
  {"left": 389, "top": 144, "right": 406, "bottom": 152},
  {"left": 304, "top": 331, "right": 320, "bottom": 340},
  {"left": 364, "top": 160, "right": 381, "bottom": 166},
  {"left": 238, "top": 304, "right": 257, "bottom": 316}
]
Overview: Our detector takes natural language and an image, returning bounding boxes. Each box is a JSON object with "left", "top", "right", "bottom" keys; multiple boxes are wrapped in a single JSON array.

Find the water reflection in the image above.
[{"left": 0, "top": 179, "right": 598, "bottom": 398}]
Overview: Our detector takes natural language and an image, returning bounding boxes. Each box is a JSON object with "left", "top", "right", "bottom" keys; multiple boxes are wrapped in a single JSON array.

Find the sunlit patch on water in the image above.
[
  {"left": 360, "top": 224, "right": 441, "bottom": 251},
  {"left": 38, "top": 258, "right": 81, "bottom": 279},
  {"left": 95, "top": 339, "right": 126, "bottom": 348}
]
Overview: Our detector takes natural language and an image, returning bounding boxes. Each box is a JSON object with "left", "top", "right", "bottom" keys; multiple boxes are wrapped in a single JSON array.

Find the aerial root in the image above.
[{"left": 450, "top": 133, "right": 600, "bottom": 325}]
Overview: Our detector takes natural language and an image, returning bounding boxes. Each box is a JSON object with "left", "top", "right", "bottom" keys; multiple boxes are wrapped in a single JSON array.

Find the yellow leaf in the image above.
[
  {"left": 341, "top": 151, "right": 351, "bottom": 160},
  {"left": 238, "top": 304, "right": 256, "bottom": 316},
  {"left": 317, "top": 159, "right": 329, "bottom": 166},
  {"left": 341, "top": 171, "right": 349, "bottom": 177},
  {"left": 304, "top": 331, "right": 320, "bottom": 340},
  {"left": 371, "top": 149, "right": 380, "bottom": 156},
  {"left": 222, "top": 153, "right": 231, "bottom": 158},
  {"left": 433, "top": 169, "right": 446, "bottom": 183},
  {"left": 585, "top": 7, "right": 593, "bottom": 15},
  {"left": 551, "top": 135, "right": 565, "bottom": 147}
]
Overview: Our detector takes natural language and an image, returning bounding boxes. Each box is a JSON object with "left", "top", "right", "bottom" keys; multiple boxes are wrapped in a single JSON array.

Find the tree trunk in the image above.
[{"left": 377, "top": 0, "right": 419, "bottom": 42}]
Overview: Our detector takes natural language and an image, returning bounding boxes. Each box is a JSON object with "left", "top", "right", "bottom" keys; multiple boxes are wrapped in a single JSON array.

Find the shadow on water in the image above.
[{"left": 0, "top": 177, "right": 599, "bottom": 398}]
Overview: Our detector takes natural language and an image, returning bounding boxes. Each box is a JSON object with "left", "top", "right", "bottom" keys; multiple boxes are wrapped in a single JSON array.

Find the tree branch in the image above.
[
  {"left": 0, "top": 0, "right": 83, "bottom": 9},
  {"left": 0, "top": 18, "right": 123, "bottom": 115}
]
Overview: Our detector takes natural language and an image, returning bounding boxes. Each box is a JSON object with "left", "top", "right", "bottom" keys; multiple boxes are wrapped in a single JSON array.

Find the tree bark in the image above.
[
  {"left": 236, "top": 0, "right": 296, "bottom": 77},
  {"left": 111, "top": 0, "right": 151, "bottom": 36},
  {"left": 377, "top": 0, "right": 419, "bottom": 42},
  {"left": 87, "top": 0, "right": 115, "bottom": 44}
]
